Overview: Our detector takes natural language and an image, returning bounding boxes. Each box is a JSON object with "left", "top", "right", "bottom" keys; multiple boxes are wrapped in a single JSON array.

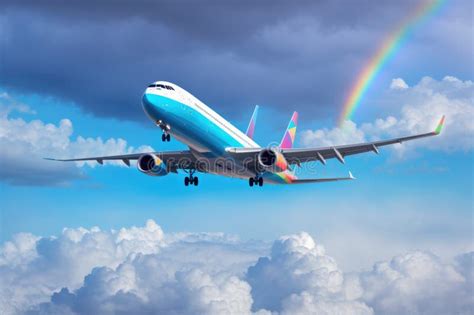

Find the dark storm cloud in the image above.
[{"left": 0, "top": 0, "right": 472, "bottom": 122}]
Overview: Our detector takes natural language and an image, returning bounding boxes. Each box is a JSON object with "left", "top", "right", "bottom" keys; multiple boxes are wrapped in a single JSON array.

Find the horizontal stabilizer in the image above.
[{"left": 291, "top": 172, "right": 355, "bottom": 184}]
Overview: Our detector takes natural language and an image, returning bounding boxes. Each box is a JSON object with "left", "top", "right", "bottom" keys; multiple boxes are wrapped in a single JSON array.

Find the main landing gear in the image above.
[
  {"left": 185, "top": 176, "right": 198, "bottom": 186},
  {"left": 156, "top": 120, "right": 171, "bottom": 142},
  {"left": 249, "top": 176, "right": 264, "bottom": 187},
  {"left": 184, "top": 169, "right": 199, "bottom": 187}
]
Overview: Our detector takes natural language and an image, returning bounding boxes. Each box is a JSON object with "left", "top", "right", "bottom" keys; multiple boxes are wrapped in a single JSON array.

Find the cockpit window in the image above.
[{"left": 148, "top": 84, "right": 174, "bottom": 91}]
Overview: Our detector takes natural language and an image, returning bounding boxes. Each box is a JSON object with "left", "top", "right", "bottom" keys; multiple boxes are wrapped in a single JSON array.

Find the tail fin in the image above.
[
  {"left": 245, "top": 105, "right": 259, "bottom": 139},
  {"left": 280, "top": 111, "right": 298, "bottom": 149}
]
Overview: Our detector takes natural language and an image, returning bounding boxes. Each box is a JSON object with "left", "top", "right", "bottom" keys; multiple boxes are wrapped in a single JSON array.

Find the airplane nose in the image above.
[{"left": 142, "top": 93, "right": 155, "bottom": 115}]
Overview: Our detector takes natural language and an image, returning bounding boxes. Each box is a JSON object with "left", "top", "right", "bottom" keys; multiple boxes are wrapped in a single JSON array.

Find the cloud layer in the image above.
[
  {"left": 0, "top": 93, "right": 153, "bottom": 186},
  {"left": 0, "top": 220, "right": 472, "bottom": 315}
]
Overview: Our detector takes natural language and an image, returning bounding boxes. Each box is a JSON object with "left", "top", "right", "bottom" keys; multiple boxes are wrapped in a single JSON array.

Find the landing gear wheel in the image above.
[
  {"left": 162, "top": 133, "right": 171, "bottom": 142},
  {"left": 249, "top": 176, "right": 263, "bottom": 187},
  {"left": 184, "top": 168, "right": 198, "bottom": 187}
]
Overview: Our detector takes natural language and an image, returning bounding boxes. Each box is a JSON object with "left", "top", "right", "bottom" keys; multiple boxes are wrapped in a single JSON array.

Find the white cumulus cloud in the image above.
[
  {"left": 0, "top": 94, "right": 153, "bottom": 186},
  {"left": 356, "top": 251, "right": 473, "bottom": 315},
  {"left": 300, "top": 120, "right": 366, "bottom": 148},
  {"left": 390, "top": 78, "right": 409, "bottom": 90},
  {"left": 246, "top": 232, "right": 373, "bottom": 314},
  {"left": 0, "top": 220, "right": 472, "bottom": 315},
  {"left": 301, "top": 76, "right": 474, "bottom": 156}
]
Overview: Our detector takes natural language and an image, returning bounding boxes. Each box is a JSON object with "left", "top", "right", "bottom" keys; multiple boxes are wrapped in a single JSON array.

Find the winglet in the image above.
[
  {"left": 348, "top": 171, "right": 356, "bottom": 180},
  {"left": 280, "top": 111, "right": 298, "bottom": 149},
  {"left": 245, "top": 105, "right": 259, "bottom": 139},
  {"left": 434, "top": 115, "right": 445, "bottom": 135}
]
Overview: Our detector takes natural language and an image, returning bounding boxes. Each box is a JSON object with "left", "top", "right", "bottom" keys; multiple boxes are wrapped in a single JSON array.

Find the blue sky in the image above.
[{"left": 0, "top": 1, "right": 473, "bottom": 313}]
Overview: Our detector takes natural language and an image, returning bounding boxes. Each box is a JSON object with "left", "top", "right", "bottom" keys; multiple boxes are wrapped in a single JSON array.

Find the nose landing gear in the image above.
[
  {"left": 161, "top": 133, "right": 171, "bottom": 142},
  {"left": 156, "top": 120, "right": 171, "bottom": 142}
]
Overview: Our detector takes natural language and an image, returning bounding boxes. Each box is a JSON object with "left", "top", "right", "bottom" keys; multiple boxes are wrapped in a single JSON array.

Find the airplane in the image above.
[{"left": 46, "top": 81, "right": 445, "bottom": 187}]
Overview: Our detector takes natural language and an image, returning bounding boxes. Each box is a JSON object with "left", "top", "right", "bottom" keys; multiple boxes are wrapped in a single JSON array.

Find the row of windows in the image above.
[{"left": 148, "top": 83, "right": 175, "bottom": 91}]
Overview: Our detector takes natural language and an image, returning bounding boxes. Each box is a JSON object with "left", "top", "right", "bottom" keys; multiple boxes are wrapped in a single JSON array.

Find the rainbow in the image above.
[{"left": 339, "top": 0, "right": 445, "bottom": 126}]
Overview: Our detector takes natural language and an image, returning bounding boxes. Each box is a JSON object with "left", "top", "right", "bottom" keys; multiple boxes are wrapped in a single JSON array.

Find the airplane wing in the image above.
[
  {"left": 284, "top": 116, "right": 444, "bottom": 165},
  {"left": 227, "top": 116, "right": 445, "bottom": 165},
  {"left": 291, "top": 172, "right": 355, "bottom": 184},
  {"left": 45, "top": 150, "right": 197, "bottom": 170}
]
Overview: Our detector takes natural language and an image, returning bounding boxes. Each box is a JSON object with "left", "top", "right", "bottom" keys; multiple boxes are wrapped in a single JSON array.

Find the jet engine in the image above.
[
  {"left": 257, "top": 148, "right": 289, "bottom": 173},
  {"left": 137, "top": 154, "right": 168, "bottom": 176}
]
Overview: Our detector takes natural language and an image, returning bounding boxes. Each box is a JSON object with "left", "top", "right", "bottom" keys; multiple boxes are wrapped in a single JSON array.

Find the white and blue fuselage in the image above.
[{"left": 142, "top": 81, "right": 263, "bottom": 180}]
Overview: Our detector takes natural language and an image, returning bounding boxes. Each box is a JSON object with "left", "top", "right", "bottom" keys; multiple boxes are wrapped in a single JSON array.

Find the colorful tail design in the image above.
[
  {"left": 280, "top": 111, "right": 298, "bottom": 149},
  {"left": 245, "top": 105, "right": 259, "bottom": 139}
]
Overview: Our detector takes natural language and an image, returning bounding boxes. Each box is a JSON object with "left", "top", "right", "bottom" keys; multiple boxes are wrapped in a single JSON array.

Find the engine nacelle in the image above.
[
  {"left": 257, "top": 148, "right": 289, "bottom": 173},
  {"left": 137, "top": 154, "right": 168, "bottom": 176}
]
